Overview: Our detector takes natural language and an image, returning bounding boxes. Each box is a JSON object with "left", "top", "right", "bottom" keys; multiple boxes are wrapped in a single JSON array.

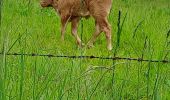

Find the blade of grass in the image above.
[
  {"left": 0, "top": 17, "right": 8, "bottom": 100},
  {"left": 0, "top": 41, "right": 6, "bottom": 100},
  {"left": 152, "top": 29, "right": 170, "bottom": 99},
  {"left": 89, "top": 69, "right": 110, "bottom": 99},
  {"left": 0, "top": 0, "right": 2, "bottom": 27},
  {"left": 116, "top": 11, "right": 127, "bottom": 48},
  {"left": 132, "top": 20, "right": 144, "bottom": 38},
  {"left": 19, "top": 33, "right": 25, "bottom": 100},
  {"left": 146, "top": 38, "right": 153, "bottom": 100},
  {"left": 7, "top": 30, "right": 25, "bottom": 53},
  {"left": 111, "top": 10, "right": 121, "bottom": 98},
  {"left": 163, "top": 29, "right": 170, "bottom": 60},
  {"left": 112, "top": 11, "right": 127, "bottom": 98},
  {"left": 137, "top": 36, "right": 148, "bottom": 99},
  {"left": 33, "top": 58, "right": 37, "bottom": 100}
]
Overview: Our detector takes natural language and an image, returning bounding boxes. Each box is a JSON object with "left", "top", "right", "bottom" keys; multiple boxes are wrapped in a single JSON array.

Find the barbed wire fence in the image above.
[{"left": 0, "top": 52, "right": 169, "bottom": 63}]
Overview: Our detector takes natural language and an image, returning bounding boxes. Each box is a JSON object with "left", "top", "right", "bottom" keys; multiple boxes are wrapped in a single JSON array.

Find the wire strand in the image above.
[{"left": 0, "top": 52, "right": 169, "bottom": 63}]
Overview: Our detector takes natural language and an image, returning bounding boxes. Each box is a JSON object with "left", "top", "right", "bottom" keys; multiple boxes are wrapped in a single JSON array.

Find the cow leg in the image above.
[
  {"left": 60, "top": 15, "right": 70, "bottom": 41},
  {"left": 71, "top": 17, "right": 83, "bottom": 47},
  {"left": 87, "top": 21, "right": 101, "bottom": 48},
  {"left": 99, "top": 18, "right": 112, "bottom": 50}
]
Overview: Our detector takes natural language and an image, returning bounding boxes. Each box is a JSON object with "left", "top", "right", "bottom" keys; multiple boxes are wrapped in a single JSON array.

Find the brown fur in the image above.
[{"left": 40, "top": 0, "right": 113, "bottom": 50}]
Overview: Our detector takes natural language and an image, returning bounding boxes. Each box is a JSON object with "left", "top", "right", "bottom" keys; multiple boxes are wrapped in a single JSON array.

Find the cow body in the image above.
[{"left": 40, "top": 0, "right": 113, "bottom": 50}]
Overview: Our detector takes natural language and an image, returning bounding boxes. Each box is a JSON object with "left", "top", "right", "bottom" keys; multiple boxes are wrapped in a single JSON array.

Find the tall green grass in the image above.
[{"left": 1, "top": 0, "right": 170, "bottom": 99}]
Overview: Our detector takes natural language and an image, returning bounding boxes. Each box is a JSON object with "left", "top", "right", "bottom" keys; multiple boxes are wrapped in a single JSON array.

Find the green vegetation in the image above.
[{"left": 1, "top": 0, "right": 170, "bottom": 99}]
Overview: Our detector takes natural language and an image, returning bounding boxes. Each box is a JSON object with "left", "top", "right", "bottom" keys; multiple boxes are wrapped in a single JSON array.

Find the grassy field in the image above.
[{"left": 1, "top": 0, "right": 170, "bottom": 99}]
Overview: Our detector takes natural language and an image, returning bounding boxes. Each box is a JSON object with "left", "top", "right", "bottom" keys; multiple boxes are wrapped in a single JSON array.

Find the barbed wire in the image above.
[{"left": 0, "top": 52, "right": 169, "bottom": 63}]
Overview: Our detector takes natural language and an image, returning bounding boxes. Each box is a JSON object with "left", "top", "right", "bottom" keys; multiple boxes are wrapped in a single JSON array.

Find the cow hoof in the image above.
[
  {"left": 87, "top": 43, "right": 94, "bottom": 49},
  {"left": 107, "top": 45, "right": 112, "bottom": 51},
  {"left": 78, "top": 43, "right": 85, "bottom": 48},
  {"left": 60, "top": 39, "right": 65, "bottom": 43},
  {"left": 61, "top": 36, "right": 65, "bottom": 41}
]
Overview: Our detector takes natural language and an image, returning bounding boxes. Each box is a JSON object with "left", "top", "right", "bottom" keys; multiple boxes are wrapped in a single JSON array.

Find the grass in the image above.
[{"left": 1, "top": 0, "right": 170, "bottom": 99}]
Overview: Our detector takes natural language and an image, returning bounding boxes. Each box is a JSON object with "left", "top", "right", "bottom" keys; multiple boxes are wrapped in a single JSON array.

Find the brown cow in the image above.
[{"left": 40, "top": 0, "right": 113, "bottom": 50}]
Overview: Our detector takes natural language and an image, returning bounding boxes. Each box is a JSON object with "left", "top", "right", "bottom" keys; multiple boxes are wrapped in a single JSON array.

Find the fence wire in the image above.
[{"left": 0, "top": 52, "right": 169, "bottom": 63}]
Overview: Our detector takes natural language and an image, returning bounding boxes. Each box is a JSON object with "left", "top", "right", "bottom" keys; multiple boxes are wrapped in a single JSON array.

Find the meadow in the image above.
[{"left": 0, "top": 0, "right": 170, "bottom": 99}]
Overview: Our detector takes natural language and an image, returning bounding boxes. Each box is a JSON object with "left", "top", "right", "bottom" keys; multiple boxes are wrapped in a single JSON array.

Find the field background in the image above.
[{"left": 1, "top": 0, "right": 170, "bottom": 99}]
